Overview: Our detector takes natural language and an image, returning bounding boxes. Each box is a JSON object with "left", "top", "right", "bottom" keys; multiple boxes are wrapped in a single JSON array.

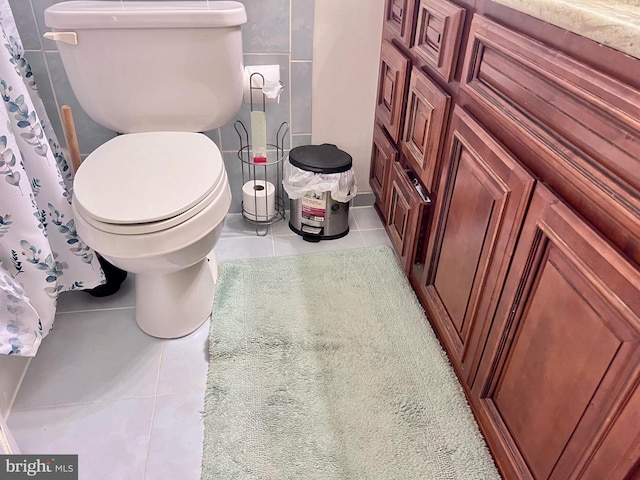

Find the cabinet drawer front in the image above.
[
  {"left": 386, "top": 160, "right": 430, "bottom": 272},
  {"left": 413, "top": 0, "right": 465, "bottom": 82},
  {"left": 376, "top": 41, "right": 410, "bottom": 143},
  {"left": 401, "top": 67, "right": 451, "bottom": 192},
  {"left": 461, "top": 14, "right": 640, "bottom": 265},
  {"left": 422, "top": 106, "right": 534, "bottom": 374},
  {"left": 384, "top": 0, "right": 417, "bottom": 47},
  {"left": 370, "top": 123, "right": 398, "bottom": 216},
  {"left": 475, "top": 184, "right": 640, "bottom": 479}
]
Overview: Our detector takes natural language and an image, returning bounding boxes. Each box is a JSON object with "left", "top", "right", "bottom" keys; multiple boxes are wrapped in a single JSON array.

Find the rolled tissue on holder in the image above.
[
  {"left": 243, "top": 180, "right": 276, "bottom": 221},
  {"left": 243, "top": 65, "right": 283, "bottom": 104},
  {"left": 262, "top": 82, "right": 284, "bottom": 101}
]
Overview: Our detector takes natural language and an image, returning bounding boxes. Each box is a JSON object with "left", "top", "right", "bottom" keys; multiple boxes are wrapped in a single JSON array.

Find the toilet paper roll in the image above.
[
  {"left": 243, "top": 65, "right": 282, "bottom": 104},
  {"left": 243, "top": 180, "right": 276, "bottom": 221}
]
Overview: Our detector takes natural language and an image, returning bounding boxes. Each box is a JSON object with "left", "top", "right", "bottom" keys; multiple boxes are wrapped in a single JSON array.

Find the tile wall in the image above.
[{"left": 8, "top": 0, "right": 315, "bottom": 213}]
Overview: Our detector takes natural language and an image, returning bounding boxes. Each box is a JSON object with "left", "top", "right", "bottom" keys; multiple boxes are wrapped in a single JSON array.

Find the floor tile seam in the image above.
[
  {"left": 9, "top": 394, "right": 159, "bottom": 413},
  {"left": 55, "top": 306, "right": 136, "bottom": 315},
  {"left": 148, "top": 345, "right": 205, "bottom": 423},
  {"left": 142, "top": 392, "right": 160, "bottom": 480},
  {"left": 271, "top": 233, "right": 300, "bottom": 238},
  {"left": 355, "top": 230, "right": 367, "bottom": 246},
  {"left": 152, "top": 390, "right": 206, "bottom": 400},
  {"left": 357, "top": 227, "right": 387, "bottom": 232},
  {"left": 226, "top": 225, "right": 367, "bottom": 237},
  {"left": 270, "top": 231, "right": 363, "bottom": 239},
  {"left": 220, "top": 233, "right": 268, "bottom": 240},
  {"left": 152, "top": 342, "right": 165, "bottom": 397}
]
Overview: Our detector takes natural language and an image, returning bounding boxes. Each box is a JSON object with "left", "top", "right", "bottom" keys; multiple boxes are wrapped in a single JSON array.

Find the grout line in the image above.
[
  {"left": 357, "top": 230, "right": 368, "bottom": 247},
  {"left": 271, "top": 227, "right": 277, "bottom": 256},
  {"left": 55, "top": 305, "right": 136, "bottom": 315},
  {"left": 28, "top": 0, "right": 41, "bottom": 51},
  {"left": 9, "top": 394, "right": 159, "bottom": 413},
  {"left": 142, "top": 342, "right": 165, "bottom": 479},
  {"left": 40, "top": 51, "right": 63, "bottom": 143},
  {"left": 153, "top": 342, "right": 165, "bottom": 396},
  {"left": 141, "top": 395, "right": 158, "bottom": 480}
]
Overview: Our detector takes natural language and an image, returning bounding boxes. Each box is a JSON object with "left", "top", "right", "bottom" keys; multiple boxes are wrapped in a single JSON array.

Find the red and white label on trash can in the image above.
[{"left": 301, "top": 192, "right": 326, "bottom": 222}]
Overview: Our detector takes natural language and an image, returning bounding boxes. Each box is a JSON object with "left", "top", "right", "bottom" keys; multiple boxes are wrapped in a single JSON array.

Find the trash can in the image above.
[{"left": 283, "top": 144, "right": 357, "bottom": 242}]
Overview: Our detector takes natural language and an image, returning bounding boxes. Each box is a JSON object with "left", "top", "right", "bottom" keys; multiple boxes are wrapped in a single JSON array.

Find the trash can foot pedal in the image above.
[
  {"left": 301, "top": 224, "right": 322, "bottom": 242},
  {"left": 301, "top": 225, "right": 323, "bottom": 235},
  {"left": 302, "top": 234, "right": 321, "bottom": 243}
]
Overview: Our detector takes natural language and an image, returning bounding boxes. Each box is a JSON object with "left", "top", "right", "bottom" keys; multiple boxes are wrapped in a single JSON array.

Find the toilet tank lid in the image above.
[{"left": 45, "top": 1, "right": 247, "bottom": 29}]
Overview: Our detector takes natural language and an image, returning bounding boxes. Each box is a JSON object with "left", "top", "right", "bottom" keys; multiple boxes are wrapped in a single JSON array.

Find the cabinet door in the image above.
[
  {"left": 421, "top": 107, "right": 534, "bottom": 379},
  {"left": 370, "top": 123, "right": 398, "bottom": 221},
  {"left": 383, "top": 0, "right": 417, "bottom": 47},
  {"left": 413, "top": 0, "right": 465, "bottom": 82},
  {"left": 473, "top": 184, "right": 640, "bottom": 480},
  {"left": 386, "top": 160, "right": 430, "bottom": 272},
  {"left": 461, "top": 14, "right": 640, "bottom": 267},
  {"left": 401, "top": 67, "right": 451, "bottom": 192},
  {"left": 376, "top": 41, "right": 410, "bottom": 143}
]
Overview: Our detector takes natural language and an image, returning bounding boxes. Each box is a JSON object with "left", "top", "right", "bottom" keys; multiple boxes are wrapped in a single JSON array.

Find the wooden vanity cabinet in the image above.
[
  {"left": 420, "top": 106, "right": 534, "bottom": 383},
  {"left": 383, "top": 0, "right": 418, "bottom": 48},
  {"left": 370, "top": 111, "right": 432, "bottom": 273},
  {"left": 400, "top": 67, "right": 450, "bottom": 192},
  {"left": 376, "top": 41, "right": 410, "bottom": 144},
  {"left": 386, "top": 160, "right": 430, "bottom": 272},
  {"left": 472, "top": 184, "right": 640, "bottom": 479},
  {"left": 375, "top": 0, "right": 456, "bottom": 274},
  {"left": 459, "top": 14, "right": 640, "bottom": 266},
  {"left": 412, "top": 0, "right": 465, "bottom": 82},
  {"left": 370, "top": 3, "right": 640, "bottom": 477},
  {"left": 369, "top": 123, "right": 398, "bottom": 213}
]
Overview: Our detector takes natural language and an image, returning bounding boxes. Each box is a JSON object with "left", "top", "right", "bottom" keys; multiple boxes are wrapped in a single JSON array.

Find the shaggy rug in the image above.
[{"left": 201, "top": 246, "right": 500, "bottom": 479}]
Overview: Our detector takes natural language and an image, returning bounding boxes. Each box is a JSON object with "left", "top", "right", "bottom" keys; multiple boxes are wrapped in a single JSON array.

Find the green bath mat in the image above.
[{"left": 202, "top": 246, "right": 500, "bottom": 479}]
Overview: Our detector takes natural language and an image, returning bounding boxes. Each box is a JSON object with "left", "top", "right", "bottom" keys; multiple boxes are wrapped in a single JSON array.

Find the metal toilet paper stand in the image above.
[{"left": 235, "top": 72, "right": 288, "bottom": 236}]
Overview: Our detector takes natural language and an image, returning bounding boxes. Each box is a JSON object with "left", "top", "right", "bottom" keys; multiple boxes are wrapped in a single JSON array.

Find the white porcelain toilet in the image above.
[{"left": 44, "top": 1, "right": 247, "bottom": 338}]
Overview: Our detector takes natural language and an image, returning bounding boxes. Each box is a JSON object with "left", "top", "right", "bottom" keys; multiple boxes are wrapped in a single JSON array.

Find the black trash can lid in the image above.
[{"left": 289, "top": 144, "right": 352, "bottom": 174}]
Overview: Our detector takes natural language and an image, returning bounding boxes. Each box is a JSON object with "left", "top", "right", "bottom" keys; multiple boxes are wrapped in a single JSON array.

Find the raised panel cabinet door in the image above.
[
  {"left": 401, "top": 67, "right": 451, "bottom": 192},
  {"left": 376, "top": 41, "right": 410, "bottom": 143},
  {"left": 473, "top": 184, "right": 640, "bottom": 480},
  {"left": 386, "top": 160, "right": 430, "bottom": 272},
  {"left": 384, "top": 0, "right": 417, "bottom": 47},
  {"left": 460, "top": 14, "right": 640, "bottom": 266},
  {"left": 421, "top": 106, "right": 534, "bottom": 380},
  {"left": 370, "top": 123, "right": 399, "bottom": 219},
  {"left": 413, "top": 0, "right": 465, "bottom": 82}
]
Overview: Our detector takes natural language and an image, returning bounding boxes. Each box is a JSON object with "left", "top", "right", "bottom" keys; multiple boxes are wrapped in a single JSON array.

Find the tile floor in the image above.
[{"left": 7, "top": 207, "right": 391, "bottom": 480}]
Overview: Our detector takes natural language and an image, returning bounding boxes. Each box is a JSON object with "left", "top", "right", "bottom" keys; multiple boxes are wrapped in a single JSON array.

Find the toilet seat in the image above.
[{"left": 73, "top": 132, "right": 225, "bottom": 235}]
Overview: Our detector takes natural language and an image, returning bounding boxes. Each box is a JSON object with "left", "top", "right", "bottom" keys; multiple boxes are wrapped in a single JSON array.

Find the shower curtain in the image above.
[{"left": 0, "top": 1, "right": 104, "bottom": 356}]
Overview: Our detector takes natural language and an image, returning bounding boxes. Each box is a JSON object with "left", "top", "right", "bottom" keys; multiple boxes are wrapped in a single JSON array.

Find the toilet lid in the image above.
[{"left": 73, "top": 132, "right": 225, "bottom": 232}]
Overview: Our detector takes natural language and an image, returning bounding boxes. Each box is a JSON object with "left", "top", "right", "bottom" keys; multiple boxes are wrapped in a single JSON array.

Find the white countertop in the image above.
[{"left": 492, "top": 0, "right": 640, "bottom": 59}]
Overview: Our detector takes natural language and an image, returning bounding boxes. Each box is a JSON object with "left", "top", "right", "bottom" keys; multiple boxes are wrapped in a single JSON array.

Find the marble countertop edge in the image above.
[{"left": 492, "top": 0, "right": 640, "bottom": 60}]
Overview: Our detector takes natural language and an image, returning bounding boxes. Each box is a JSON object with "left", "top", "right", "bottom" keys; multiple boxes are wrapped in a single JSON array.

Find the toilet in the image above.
[{"left": 44, "top": 1, "right": 247, "bottom": 338}]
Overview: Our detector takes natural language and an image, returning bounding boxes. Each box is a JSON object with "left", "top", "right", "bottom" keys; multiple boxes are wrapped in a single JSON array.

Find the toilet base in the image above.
[{"left": 134, "top": 256, "right": 218, "bottom": 338}]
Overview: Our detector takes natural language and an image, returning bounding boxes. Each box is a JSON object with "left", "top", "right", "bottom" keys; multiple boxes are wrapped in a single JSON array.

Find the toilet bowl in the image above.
[
  {"left": 44, "top": 1, "right": 247, "bottom": 338},
  {"left": 72, "top": 132, "right": 231, "bottom": 338}
]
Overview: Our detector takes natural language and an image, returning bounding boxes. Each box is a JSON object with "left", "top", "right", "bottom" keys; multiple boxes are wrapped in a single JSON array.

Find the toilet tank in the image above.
[{"left": 44, "top": 1, "right": 247, "bottom": 133}]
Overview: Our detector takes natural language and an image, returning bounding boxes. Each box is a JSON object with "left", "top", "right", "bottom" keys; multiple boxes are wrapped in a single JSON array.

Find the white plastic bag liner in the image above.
[{"left": 283, "top": 159, "right": 357, "bottom": 202}]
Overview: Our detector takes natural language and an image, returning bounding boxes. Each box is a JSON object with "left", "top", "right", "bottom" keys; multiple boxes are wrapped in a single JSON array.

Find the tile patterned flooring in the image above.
[{"left": 7, "top": 207, "right": 391, "bottom": 480}]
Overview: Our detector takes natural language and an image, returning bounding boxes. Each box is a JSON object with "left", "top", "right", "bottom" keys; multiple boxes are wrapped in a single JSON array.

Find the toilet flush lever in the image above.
[{"left": 43, "top": 31, "right": 78, "bottom": 45}]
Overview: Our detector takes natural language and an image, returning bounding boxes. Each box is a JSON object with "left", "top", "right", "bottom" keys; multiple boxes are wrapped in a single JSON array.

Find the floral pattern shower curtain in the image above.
[{"left": 0, "top": 1, "right": 104, "bottom": 356}]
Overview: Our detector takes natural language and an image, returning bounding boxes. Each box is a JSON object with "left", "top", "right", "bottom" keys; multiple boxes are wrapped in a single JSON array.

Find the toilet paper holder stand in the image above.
[{"left": 235, "top": 75, "right": 289, "bottom": 236}]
